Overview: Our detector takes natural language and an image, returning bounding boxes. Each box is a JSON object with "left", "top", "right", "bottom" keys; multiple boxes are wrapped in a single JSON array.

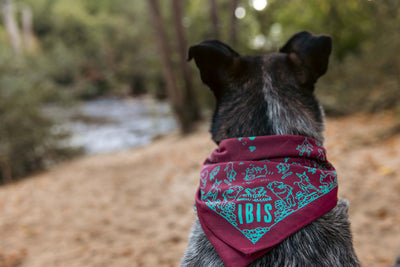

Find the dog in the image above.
[{"left": 181, "top": 31, "right": 359, "bottom": 266}]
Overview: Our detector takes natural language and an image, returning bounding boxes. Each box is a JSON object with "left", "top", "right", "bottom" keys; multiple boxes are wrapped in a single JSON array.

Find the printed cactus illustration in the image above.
[
  {"left": 319, "top": 171, "right": 337, "bottom": 193},
  {"left": 200, "top": 170, "right": 208, "bottom": 190},
  {"left": 209, "top": 166, "right": 220, "bottom": 181},
  {"left": 317, "top": 148, "right": 325, "bottom": 161},
  {"left": 224, "top": 162, "right": 237, "bottom": 185},
  {"left": 296, "top": 138, "right": 313, "bottom": 156},
  {"left": 202, "top": 179, "right": 222, "bottom": 201}
]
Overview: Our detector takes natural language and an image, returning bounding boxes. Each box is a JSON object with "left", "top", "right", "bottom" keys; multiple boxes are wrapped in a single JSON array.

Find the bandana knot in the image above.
[{"left": 195, "top": 135, "right": 338, "bottom": 267}]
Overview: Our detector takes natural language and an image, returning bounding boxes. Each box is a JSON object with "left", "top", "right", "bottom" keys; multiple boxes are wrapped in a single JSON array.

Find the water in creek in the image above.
[{"left": 52, "top": 98, "right": 177, "bottom": 154}]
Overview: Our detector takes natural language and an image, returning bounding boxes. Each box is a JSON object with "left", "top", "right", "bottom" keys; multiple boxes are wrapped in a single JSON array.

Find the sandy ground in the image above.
[{"left": 0, "top": 113, "right": 399, "bottom": 267}]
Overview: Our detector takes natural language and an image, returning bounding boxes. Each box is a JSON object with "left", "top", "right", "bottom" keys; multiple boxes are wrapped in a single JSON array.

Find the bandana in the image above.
[{"left": 195, "top": 135, "right": 338, "bottom": 267}]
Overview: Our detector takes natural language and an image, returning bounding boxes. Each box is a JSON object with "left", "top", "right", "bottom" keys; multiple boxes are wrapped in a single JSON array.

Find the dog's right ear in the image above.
[
  {"left": 188, "top": 40, "right": 240, "bottom": 98},
  {"left": 280, "top": 31, "right": 332, "bottom": 87}
]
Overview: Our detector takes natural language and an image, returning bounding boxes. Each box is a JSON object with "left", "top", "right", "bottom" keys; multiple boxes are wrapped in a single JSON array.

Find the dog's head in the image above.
[{"left": 188, "top": 31, "right": 331, "bottom": 144}]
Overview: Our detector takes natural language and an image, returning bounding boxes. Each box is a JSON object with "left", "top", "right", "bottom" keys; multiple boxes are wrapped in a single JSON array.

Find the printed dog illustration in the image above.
[
  {"left": 267, "top": 181, "right": 296, "bottom": 209},
  {"left": 295, "top": 172, "right": 319, "bottom": 194},
  {"left": 181, "top": 31, "right": 359, "bottom": 266}
]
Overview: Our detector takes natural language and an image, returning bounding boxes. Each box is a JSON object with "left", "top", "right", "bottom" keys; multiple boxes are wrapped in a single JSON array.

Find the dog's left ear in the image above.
[
  {"left": 280, "top": 31, "right": 332, "bottom": 86},
  {"left": 188, "top": 40, "right": 240, "bottom": 99}
]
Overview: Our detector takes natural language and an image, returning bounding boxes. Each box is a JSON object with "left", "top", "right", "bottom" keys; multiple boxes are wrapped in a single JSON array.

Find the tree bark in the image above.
[
  {"left": 0, "top": 155, "right": 12, "bottom": 184},
  {"left": 171, "top": 0, "right": 201, "bottom": 122},
  {"left": 229, "top": 0, "right": 239, "bottom": 46},
  {"left": 21, "top": 5, "right": 35, "bottom": 53},
  {"left": 147, "top": 0, "right": 193, "bottom": 133},
  {"left": 1, "top": 0, "right": 22, "bottom": 56},
  {"left": 209, "top": 0, "right": 220, "bottom": 39}
]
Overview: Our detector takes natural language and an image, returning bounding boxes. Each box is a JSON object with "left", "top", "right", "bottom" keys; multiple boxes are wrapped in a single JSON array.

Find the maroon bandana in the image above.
[{"left": 195, "top": 135, "right": 338, "bottom": 267}]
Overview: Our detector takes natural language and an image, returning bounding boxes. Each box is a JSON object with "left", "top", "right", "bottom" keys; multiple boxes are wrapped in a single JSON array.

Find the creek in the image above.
[{"left": 50, "top": 98, "right": 177, "bottom": 154}]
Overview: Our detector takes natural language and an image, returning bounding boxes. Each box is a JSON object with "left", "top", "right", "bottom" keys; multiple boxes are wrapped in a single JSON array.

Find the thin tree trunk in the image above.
[
  {"left": 229, "top": 0, "right": 239, "bottom": 46},
  {"left": 148, "top": 0, "right": 192, "bottom": 133},
  {"left": 209, "top": 0, "right": 220, "bottom": 39},
  {"left": 1, "top": 0, "right": 22, "bottom": 56},
  {"left": 171, "top": 0, "right": 201, "bottom": 122},
  {"left": 21, "top": 5, "right": 35, "bottom": 53}
]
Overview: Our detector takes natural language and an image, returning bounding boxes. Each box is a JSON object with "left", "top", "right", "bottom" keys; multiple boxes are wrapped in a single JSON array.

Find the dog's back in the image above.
[{"left": 182, "top": 31, "right": 359, "bottom": 266}]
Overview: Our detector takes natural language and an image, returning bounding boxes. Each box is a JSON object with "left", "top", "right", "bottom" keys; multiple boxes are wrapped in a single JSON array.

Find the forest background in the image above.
[
  {"left": 1, "top": 1, "right": 400, "bottom": 267},
  {"left": 0, "top": 0, "right": 399, "bottom": 182}
]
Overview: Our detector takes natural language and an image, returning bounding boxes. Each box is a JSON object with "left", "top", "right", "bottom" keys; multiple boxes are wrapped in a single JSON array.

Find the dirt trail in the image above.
[{"left": 0, "top": 114, "right": 399, "bottom": 267}]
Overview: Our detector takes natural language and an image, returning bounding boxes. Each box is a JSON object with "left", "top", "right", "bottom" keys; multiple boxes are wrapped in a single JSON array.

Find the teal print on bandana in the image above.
[
  {"left": 296, "top": 137, "right": 313, "bottom": 156},
  {"left": 237, "top": 187, "right": 272, "bottom": 202},
  {"left": 243, "top": 164, "right": 271, "bottom": 181},
  {"left": 242, "top": 227, "right": 270, "bottom": 244},
  {"left": 243, "top": 164, "right": 273, "bottom": 181},
  {"left": 238, "top": 136, "right": 257, "bottom": 150},
  {"left": 276, "top": 158, "right": 293, "bottom": 180},
  {"left": 294, "top": 172, "right": 319, "bottom": 194},
  {"left": 196, "top": 135, "right": 339, "bottom": 266},
  {"left": 202, "top": 166, "right": 221, "bottom": 201},
  {"left": 223, "top": 185, "right": 243, "bottom": 201},
  {"left": 209, "top": 166, "right": 220, "bottom": 181},
  {"left": 202, "top": 159, "right": 337, "bottom": 244},
  {"left": 317, "top": 148, "right": 326, "bottom": 161},
  {"left": 224, "top": 162, "right": 237, "bottom": 185}
]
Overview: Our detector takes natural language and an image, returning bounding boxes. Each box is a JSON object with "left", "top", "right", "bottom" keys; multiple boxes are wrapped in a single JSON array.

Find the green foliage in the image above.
[
  {"left": 15, "top": 0, "right": 158, "bottom": 98},
  {"left": 268, "top": 0, "right": 374, "bottom": 60},
  {"left": 0, "top": 53, "right": 82, "bottom": 184},
  {"left": 2, "top": 0, "right": 397, "bottom": 107},
  {"left": 315, "top": 0, "right": 400, "bottom": 114}
]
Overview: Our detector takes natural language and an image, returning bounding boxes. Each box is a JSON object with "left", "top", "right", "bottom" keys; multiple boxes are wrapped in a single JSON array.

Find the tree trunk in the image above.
[
  {"left": 21, "top": 5, "right": 35, "bottom": 53},
  {"left": 1, "top": 0, "right": 22, "bottom": 56},
  {"left": 148, "top": 0, "right": 193, "bottom": 133},
  {"left": 229, "top": 0, "right": 239, "bottom": 46},
  {"left": 0, "top": 155, "right": 12, "bottom": 184},
  {"left": 209, "top": 0, "right": 220, "bottom": 39},
  {"left": 171, "top": 0, "right": 201, "bottom": 122}
]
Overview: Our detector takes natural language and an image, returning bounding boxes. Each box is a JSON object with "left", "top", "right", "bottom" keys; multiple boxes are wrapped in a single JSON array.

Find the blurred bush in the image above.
[
  {"left": 318, "top": 35, "right": 400, "bottom": 115},
  {"left": 22, "top": 0, "right": 159, "bottom": 98},
  {"left": 315, "top": 2, "right": 400, "bottom": 115},
  {"left": 0, "top": 52, "right": 82, "bottom": 184}
]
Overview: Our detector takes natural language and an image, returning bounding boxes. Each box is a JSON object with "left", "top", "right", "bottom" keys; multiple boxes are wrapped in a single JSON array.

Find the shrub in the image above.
[{"left": 0, "top": 53, "right": 81, "bottom": 184}]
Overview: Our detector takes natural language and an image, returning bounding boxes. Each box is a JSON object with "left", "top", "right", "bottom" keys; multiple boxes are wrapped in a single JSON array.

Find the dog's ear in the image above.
[
  {"left": 188, "top": 40, "right": 240, "bottom": 98},
  {"left": 280, "top": 31, "right": 332, "bottom": 86}
]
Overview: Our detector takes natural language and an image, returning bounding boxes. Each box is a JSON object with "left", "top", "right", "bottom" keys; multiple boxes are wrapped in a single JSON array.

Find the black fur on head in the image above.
[
  {"left": 188, "top": 31, "right": 332, "bottom": 144},
  {"left": 187, "top": 40, "right": 240, "bottom": 100},
  {"left": 280, "top": 31, "right": 332, "bottom": 87}
]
